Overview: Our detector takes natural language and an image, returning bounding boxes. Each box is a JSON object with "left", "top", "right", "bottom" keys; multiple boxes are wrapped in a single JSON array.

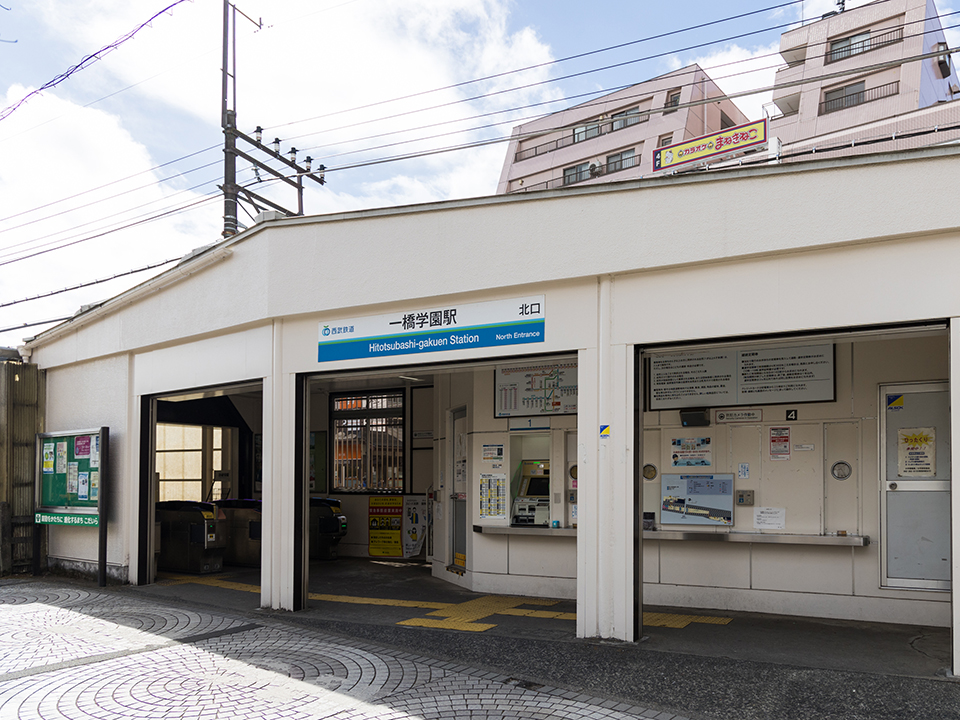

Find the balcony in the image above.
[
  {"left": 818, "top": 80, "right": 899, "bottom": 115},
  {"left": 509, "top": 153, "right": 640, "bottom": 193},
  {"left": 514, "top": 114, "right": 648, "bottom": 163},
  {"left": 824, "top": 26, "right": 903, "bottom": 64}
]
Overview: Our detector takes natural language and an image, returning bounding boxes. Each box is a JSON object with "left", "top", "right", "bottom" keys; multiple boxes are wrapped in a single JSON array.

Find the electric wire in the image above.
[
  {"left": 0, "top": 0, "right": 196, "bottom": 122},
  {"left": 0, "top": 1, "right": 893, "bottom": 244},
  {"left": 0, "top": 258, "right": 181, "bottom": 308}
]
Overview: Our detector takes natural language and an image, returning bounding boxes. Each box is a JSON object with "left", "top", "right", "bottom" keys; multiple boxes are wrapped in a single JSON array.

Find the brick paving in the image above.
[{"left": 0, "top": 579, "right": 688, "bottom": 720}]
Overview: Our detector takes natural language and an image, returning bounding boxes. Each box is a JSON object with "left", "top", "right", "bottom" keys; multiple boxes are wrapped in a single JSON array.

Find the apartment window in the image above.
[
  {"left": 572, "top": 122, "right": 601, "bottom": 143},
  {"left": 822, "top": 81, "right": 866, "bottom": 113},
  {"left": 658, "top": 133, "right": 673, "bottom": 147},
  {"left": 331, "top": 391, "right": 404, "bottom": 492},
  {"left": 563, "top": 162, "right": 590, "bottom": 185},
  {"left": 720, "top": 110, "right": 736, "bottom": 130},
  {"left": 664, "top": 90, "right": 681, "bottom": 113},
  {"left": 828, "top": 31, "right": 871, "bottom": 62},
  {"left": 611, "top": 107, "right": 642, "bottom": 130},
  {"left": 606, "top": 148, "right": 636, "bottom": 172}
]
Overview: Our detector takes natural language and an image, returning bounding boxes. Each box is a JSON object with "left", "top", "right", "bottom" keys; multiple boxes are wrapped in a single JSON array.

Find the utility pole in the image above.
[{"left": 221, "top": 0, "right": 326, "bottom": 238}]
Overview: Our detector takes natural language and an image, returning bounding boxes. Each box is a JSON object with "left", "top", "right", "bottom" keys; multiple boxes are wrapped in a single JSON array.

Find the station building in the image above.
[{"left": 18, "top": 141, "right": 960, "bottom": 674}]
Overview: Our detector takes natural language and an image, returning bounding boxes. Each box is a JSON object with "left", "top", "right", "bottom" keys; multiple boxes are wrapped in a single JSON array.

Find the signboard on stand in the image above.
[{"left": 35, "top": 427, "right": 109, "bottom": 585}]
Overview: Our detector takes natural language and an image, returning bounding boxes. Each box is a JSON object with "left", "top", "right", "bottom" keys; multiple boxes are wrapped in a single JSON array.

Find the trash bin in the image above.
[
  {"left": 155, "top": 500, "right": 226, "bottom": 574},
  {"left": 214, "top": 499, "right": 262, "bottom": 567},
  {"left": 310, "top": 497, "right": 347, "bottom": 560}
]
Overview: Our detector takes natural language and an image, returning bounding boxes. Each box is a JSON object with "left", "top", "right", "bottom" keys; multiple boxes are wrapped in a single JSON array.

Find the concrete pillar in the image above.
[
  {"left": 577, "top": 276, "right": 636, "bottom": 641},
  {"left": 950, "top": 319, "right": 960, "bottom": 676}
]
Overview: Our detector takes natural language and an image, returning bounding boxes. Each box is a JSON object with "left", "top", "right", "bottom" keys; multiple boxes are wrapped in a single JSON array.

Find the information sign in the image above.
[
  {"left": 660, "top": 474, "right": 734, "bottom": 526},
  {"left": 648, "top": 344, "right": 834, "bottom": 410},
  {"left": 368, "top": 496, "right": 403, "bottom": 557},
  {"left": 494, "top": 360, "right": 578, "bottom": 417}
]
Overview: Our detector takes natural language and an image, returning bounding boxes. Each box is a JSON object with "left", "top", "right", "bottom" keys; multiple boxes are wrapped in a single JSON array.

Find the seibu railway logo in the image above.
[{"left": 654, "top": 118, "right": 768, "bottom": 172}]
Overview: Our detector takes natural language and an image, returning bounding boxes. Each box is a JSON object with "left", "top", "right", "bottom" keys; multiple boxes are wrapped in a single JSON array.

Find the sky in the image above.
[{"left": 0, "top": 0, "right": 957, "bottom": 348}]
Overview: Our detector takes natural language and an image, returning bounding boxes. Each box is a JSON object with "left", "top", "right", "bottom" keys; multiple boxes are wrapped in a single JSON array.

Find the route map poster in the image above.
[
  {"left": 494, "top": 361, "right": 578, "bottom": 417},
  {"left": 660, "top": 474, "right": 734, "bottom": 526}
]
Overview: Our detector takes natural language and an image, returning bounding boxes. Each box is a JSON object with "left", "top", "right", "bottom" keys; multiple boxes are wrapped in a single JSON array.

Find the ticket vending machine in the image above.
[{"left": 511, "top": 460, "right": 551, "bottom": 526}]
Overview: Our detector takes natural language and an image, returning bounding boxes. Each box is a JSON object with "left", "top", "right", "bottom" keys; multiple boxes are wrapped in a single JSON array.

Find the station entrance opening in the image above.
[
  {"left": 636, "top": 323, "right": 951, "bottom": 632},
  {"left": 301, "top": 353, "right": 579, "bottom": 603}
]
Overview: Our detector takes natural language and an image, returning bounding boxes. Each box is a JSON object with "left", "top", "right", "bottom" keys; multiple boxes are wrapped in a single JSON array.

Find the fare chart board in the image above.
[{"left": 494, "top": 360, "right": 578, "bottom": 417}]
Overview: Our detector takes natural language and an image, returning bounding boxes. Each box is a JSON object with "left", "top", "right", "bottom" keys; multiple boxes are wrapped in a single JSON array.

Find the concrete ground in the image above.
[{"left": 2, "top": 557, "right": 959, "bottom": 719}]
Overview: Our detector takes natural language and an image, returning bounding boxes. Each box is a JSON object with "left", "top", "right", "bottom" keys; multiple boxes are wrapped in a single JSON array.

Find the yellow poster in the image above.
[
  {"left": 653, "top": 119, "right": 768, "bottom": 172},
  {"left": 368, "top": 496, "right": 403, "bottom": 557}
]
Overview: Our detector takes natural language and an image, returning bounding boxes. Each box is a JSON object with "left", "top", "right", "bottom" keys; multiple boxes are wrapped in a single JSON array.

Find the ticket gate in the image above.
[
  {"left": 310, "top": 497, "right": 348, "bottom": 560},
  {"left": 155, "top": 500, "right": 226, "bottom": 574},
  {"left": 214, "top": 499, "right": 262, "bottom": 567}
]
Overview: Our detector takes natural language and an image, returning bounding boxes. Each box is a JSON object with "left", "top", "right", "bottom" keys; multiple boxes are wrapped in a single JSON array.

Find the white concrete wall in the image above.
[{"left": 24, "top": 146, "right": 960, "bottom": 636}]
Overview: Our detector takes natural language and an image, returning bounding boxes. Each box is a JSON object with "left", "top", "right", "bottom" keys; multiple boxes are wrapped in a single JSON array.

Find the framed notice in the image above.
[
  {"left": 35, "top": 427, "right": 109, "bottom": 586},
  {"left": 494, "top": 360, "right": 578, "bottom": 417},
  {"left": 648, "top": 344, "right": 834, "bottom": 410},
  {"left": 660, "top": 474, "right": 734, "bottom": 526}
]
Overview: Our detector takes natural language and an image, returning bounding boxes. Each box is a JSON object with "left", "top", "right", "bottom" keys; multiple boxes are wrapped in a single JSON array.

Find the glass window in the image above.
[
  {"left": 664, "top": 90, "right": 681, "bottom": 113},
  {"left": 824, "top": 81, "right": 865, "bottom": 112},
  {"left": 331, "top": 392, "right": 404, "bottom": 492},
  {"left": 658, "top": 133, "right": 673, "bottom": 147},
  {"left": 829, "top": 31, "right": 870, "bottom": 62},
  {"left": 573, "top": 122, "right": 601, "bottom": 143},
  {"left": 606, "top": 148, "right": 636, "bottom": 172},
  {"left": 563, "top": 162, "right": 590, "bottom": 185},
  {"left": 612, "top": 107, "right": 641, "bottom": 130}
]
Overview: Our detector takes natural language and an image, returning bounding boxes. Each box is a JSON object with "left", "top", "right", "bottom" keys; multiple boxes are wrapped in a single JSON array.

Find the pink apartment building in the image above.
[
  {"left": 497, "top": 0, "right": 960, "bottom": 189},
  {"left": 772, "top": 0, "right": 960, "bottom": 158},
  {"left": 495, "top": 64, "right": 749, "bottom": 194}
]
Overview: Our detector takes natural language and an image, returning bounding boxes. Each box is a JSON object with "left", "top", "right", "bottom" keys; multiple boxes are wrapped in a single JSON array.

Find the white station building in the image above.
[{"left": 20, "top": 143, "right": 960, "bottom": 673}]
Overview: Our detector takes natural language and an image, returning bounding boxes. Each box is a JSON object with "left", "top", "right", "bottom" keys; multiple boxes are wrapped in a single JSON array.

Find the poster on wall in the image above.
[
  {"left": 494, "top": 360, "right": 578, "bottom": 417},
  {"left": 660, "top": 474, "right": 733, "bottom": 525},
  {"left": 769, "top": 427, "right": 791, "bottom": 461},
  {"left": 897, "top": 427, "right": 936, "bottom": 477},
  {"left": 402, "top": 496, "right": 426, "bottom": 557},
  {"left": 648, "top": 344, "right": 834, "bottom": 410},
  {"left": 368, "top": 496, "right": 404, "bottom": 556},
  {"left": 479, "top": 473, "right": 507, "bottom": 519},
  {"left": 670, "top": 437, "right": 712, "bottom": 467}
]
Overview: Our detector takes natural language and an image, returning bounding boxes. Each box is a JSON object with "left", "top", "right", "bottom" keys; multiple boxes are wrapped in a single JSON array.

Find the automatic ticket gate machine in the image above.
[
  {"left": 214, "top": 498, "right": 262, "bottom": 567},
  {"left": 511, "top": 460, "right": 551, "bottom": 527},
  {"left": 155, "top": 500, "right": 227, "bottom": 574}
]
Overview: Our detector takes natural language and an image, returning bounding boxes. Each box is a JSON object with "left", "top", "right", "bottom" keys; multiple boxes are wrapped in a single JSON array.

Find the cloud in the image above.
[{"left": 0, "top": 0, "right": 559, "bottom": 346}]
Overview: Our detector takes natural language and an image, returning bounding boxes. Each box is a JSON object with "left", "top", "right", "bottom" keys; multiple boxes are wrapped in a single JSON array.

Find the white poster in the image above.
[
  {"left": 754, "top": 507, "right": 786, "bottom": 529},
  {"left": 897, "top": 427, "right": 936, "bottom": 477},
  {"left": 770, "top": 427, "right": 791, "bottom": 461},
  {"left": 402, "top": 496, "right": 427, "bottom": 558}
]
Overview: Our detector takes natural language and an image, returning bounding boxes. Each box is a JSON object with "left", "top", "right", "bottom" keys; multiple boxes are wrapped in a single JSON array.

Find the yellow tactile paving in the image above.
[
  {"left": 643, "top": 612, "right": 732, "bottom": 629},
  {"left": 309, "top": 593, "right": 452, "bottom": 610},
  {"left": 154, "top": 572, "right": 729, "bottom": 632},
  {"left": 398, "top": 596, "right": 558, "bottom": 631}
]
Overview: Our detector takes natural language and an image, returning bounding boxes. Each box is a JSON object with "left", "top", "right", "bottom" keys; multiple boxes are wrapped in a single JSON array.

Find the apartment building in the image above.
[
  {"left": 495, "top": 65, "right": 749, "bottom": 194},
  {"left": 771, "top": 0, "right": 960, "bottom": 156}
]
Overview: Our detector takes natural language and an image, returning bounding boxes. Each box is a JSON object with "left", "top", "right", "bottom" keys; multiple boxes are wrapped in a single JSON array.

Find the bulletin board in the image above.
[{"left": 35, "top": 428, "right": 108, "bottom": 519}]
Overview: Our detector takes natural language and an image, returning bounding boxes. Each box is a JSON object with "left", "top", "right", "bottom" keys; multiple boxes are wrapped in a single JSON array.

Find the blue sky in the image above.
[{"left": 0, "top": 0, "right": 956, "bottom": 347}]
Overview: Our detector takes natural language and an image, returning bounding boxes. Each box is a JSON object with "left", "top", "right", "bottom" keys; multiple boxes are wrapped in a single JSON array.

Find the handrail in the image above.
[
  {"left": 514, "top": 113, "right": 649, "bottom": 162},
  {"left": 824, "top": 26, "right": 903, "bottom": 64},
  {"left": 509, "top": 153, "right": 640, "bottom": 194},
  {"left": 819, "top": 80, "right": 899, "bottom": 115}
]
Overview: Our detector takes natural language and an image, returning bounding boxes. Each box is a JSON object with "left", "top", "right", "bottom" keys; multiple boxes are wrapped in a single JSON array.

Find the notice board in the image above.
[{"left": 36, "top": 427, "right": 108, "bottom": 523}]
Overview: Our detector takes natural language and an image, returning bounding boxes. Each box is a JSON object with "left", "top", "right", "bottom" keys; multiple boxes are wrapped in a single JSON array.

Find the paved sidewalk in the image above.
[{"left": 0, "top": 578, "right": 681, "bottom": 720}]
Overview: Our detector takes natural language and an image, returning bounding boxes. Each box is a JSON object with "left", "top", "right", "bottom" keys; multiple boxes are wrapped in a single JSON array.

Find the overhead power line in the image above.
[
  {"left": 0, "top": 258, "right": 180, "bottom": 308},
  {"left": 0, "top": 0, "right": 196, "bottom": 122}
]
